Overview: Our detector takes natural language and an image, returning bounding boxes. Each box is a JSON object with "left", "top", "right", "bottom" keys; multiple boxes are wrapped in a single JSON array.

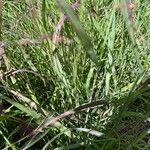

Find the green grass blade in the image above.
[
  {"left": 56, "top": 0, "right": 99, "bottom": 66},
  {"left": 41, "top": 0, "right": 47, "bottom": 30},
  {"left": 0, "top": 94, "right": 41, "bottom": 119},
  {"left": 0, "top": 130, "right": 17, "bottom": 150}
]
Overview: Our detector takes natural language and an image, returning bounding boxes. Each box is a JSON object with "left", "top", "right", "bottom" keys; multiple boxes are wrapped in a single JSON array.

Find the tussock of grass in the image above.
[{"left": 0, "top": 0, "right": 150, "bottom": 149}]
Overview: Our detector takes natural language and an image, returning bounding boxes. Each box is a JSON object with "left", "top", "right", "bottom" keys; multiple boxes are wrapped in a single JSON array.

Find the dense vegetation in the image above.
[{"left": 0, "top": 0, "right": 150, "bottom": 149}]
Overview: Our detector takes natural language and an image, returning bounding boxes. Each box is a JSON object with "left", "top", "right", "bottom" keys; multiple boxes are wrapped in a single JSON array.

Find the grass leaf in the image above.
[{"left": 56, "top": 0, "right": 99, "bottom": 66}]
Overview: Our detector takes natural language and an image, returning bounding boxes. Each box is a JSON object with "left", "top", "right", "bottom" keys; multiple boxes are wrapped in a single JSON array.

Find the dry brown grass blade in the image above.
[
  {"left": 33, "top": 100, "right": 108, "bottom": 134},
  {"left": 17, "top": 38, "right": 35, "bottom": 45},
  {"left": 16, "top": 100, "right": 107, "bottom": 150},
  {"left": 9, "top": 90, "right": 43, "bottom": 113},
  {"left": 125, "top": 0, "right": 133, "bottom": 21},
  {"left": 125, "top": 0, "right": 136, "bottom": 31},
  {"left": 5, "top": 68, "right": 45, "bottom": 81},
  {"left": 0, "top": 42, "right": 16, "bottom": 83},
  {"left": 0, "top": 43, "right": 16, "bottom": 83},
  {"left": 113, "top": 1, "right": 137, "bottom": 10},
  {"left": 26, "top": 0, "right": 38, "bottom": 22},
  {"left": 0, "top": 42, "right": 4, "bottom": 81},
  {"left": 52, "top": 0, "right": 80, "bottom": 51},
  {"left": 0, "top": 42, "right": 5, "bottom": 59},
  {"left": 17, "top": 33, "right": 72, "bottom": 46}
]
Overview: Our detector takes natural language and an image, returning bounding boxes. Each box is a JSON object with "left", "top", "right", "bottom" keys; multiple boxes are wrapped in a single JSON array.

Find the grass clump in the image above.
[{"left": 0, "top": 0, "right": 150, "bottom": 149}]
